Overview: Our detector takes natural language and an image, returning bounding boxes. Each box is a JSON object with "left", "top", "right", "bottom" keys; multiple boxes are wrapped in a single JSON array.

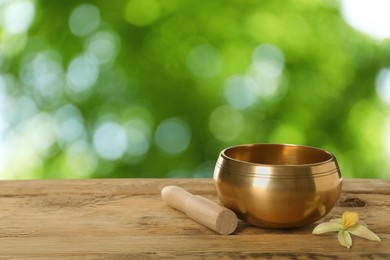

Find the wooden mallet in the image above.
[{"left": 161, "top": 185, "right": 237, "bottom": 235}]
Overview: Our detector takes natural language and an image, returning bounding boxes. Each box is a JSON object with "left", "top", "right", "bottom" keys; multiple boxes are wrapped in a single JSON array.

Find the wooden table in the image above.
[{"left": 0, "top": 178, "right": 388, "bottom": 259}]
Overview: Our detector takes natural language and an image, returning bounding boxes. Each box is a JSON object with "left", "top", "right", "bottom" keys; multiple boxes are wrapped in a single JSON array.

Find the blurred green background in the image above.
[{"left": 1, "top": 0, "right": 390, "bottom": 179}]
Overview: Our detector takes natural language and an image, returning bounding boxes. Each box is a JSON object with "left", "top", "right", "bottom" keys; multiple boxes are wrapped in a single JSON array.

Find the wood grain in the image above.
[{"left": 0, "top": 178, "right": 388, "bottom": 259}]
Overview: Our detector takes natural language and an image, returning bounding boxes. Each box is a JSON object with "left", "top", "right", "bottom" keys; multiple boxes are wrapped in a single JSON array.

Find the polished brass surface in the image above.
[{"left": 213, "top": 144, "right": 342, "bottom": 229}]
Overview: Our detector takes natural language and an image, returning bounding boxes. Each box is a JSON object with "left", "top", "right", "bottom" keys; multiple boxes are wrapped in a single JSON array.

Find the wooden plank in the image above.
[
  {"left": 0, "top": 178, "right": 388, "bottom": 258},
  {"left": 0, "top": 178, "right": 215, "bottom": 195}
]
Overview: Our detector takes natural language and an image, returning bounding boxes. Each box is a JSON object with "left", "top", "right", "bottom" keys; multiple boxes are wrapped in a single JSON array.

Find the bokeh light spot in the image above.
[
  {"left": 252, "top": 44, "right": 284, "bottom": 78},
  {"left": 53, "top": 104, "right": 86, "bottom": 148},
  {"left": 0, "top": 33, "right": 28, "bottom": 57},
  {"left": 2, "top": 112, "right": 56, "bottom": 179},
  {"left": 66, "top": 53, "right": 99, "bottom": 96},
  {"left": 224, "top": 75, "right": 259, "bottom": 109},
  {"left": 20, "top": 50, "right": 64, "bottom": 107},
  {"left": 186, "top": 44, "right": 222, "bottom": 79},
  {"left": 248, "top": 44, "right": 285, "bottom": 98},
  {"left": 86, "top": 31, "right": 121, "bottom": 66},
  {"left": 3, "top": 0, "right": 35, "bottom": 34},
  {"left": 376, "top": 68, "right": 390, "bottom": 105},
  {"left": 5, "top": 96, "right": 37, "bottom": 127},
  {"left": 125, "top": 119, "right": 151, "bottom": 157},
  {"left": 155, "top": 118, "right": 191, "bottom": 155},
  {"left": 69, "top": 4, "right": 100, "bottom": 37},
  {"left": 208, "top": 106, "right": 244, "bottom": 141},
  {"left": 125, "top": 0, "right": 160, "bottom": 26},
  {"left": 93, "top": 121, "right": 128, "bottom": 160},
  {"left": 341, "top": 0, "right": 390, "bottom": 40},
  {"left": 26, "top": 113, "right": 57, "bottom": 151}
]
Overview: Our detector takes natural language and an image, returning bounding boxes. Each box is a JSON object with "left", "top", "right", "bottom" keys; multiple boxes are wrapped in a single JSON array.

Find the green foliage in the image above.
[{"left": 0, "top": 0, "right": 389, "bottom": 179}]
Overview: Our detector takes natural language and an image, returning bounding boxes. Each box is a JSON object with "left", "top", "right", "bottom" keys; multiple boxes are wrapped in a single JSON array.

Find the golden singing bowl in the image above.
[{"left": 213, "top": 143, "right": 342, "bottom": 229}]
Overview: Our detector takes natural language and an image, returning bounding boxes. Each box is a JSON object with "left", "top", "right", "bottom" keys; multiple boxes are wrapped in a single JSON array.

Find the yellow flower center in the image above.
[{"left": 341, "top": 211, "right": 359, "bottom": 229}]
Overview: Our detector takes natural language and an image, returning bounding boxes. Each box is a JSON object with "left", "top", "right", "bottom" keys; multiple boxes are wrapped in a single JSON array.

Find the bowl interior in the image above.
[{"left": 224, "top": 144, "right": 333, "bottom": 166}]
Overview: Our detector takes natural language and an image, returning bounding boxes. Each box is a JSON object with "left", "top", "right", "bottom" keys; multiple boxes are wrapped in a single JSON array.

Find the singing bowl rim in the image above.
[{"left": 217, "top": 143, "right": 340, "bottom": 177}]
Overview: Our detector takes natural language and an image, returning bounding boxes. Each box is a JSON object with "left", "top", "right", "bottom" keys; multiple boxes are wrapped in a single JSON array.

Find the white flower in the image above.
[{"left": 312, "top": 211, "right": 381, "bottom": 249}]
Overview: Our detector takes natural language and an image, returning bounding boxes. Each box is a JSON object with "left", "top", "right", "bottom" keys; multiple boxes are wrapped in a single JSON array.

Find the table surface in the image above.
[{"left": 0, "top": 178, "right": 388, "bottom": 259}]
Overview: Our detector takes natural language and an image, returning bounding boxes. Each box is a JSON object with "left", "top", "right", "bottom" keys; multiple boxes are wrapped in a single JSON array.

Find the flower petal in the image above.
[
  {"left": 342, "top": 211, "right": 359, "bottom": 229},
  {"left": 348, "top": 224, "right": 381, "bottom": 242},
  {"left": 313, "top": 222, "right": 342, "bottom": 234},
  {"left": 338, "top": 230, "right": 352, "bottom": 249},
  {"left": 330, "top": 218, "right": 342, "bottom": 224}
]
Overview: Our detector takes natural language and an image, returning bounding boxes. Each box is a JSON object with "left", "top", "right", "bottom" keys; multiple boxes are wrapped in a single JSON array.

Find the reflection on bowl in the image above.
[{"left": 213, "top": 143, "right": 342, "bottom": 229}]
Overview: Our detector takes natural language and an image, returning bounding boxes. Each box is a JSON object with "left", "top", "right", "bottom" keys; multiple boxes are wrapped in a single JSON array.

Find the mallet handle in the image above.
[{"left": 161, "top": 185, "right": 237, "bottom": 235}]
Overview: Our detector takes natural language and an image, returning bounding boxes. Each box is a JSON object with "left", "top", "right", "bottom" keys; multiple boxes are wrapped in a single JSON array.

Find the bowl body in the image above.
[{"left": 213, "top": 143, "right": 342, "bottom": 229}]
